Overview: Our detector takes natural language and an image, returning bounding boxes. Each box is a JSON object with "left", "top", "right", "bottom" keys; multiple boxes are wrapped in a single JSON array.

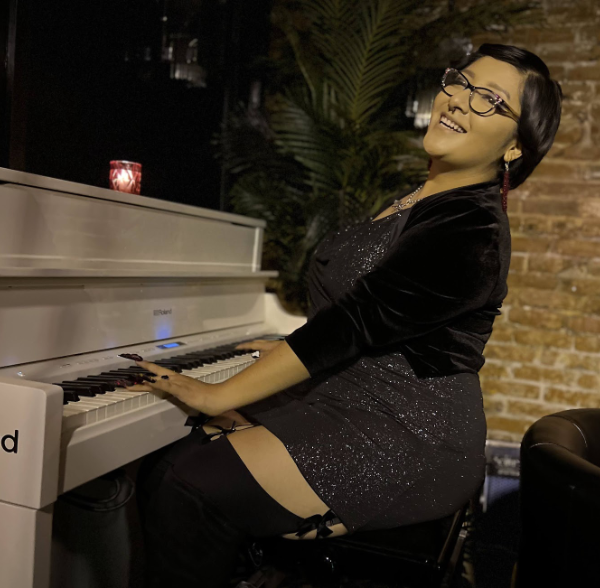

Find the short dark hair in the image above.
[{"left": 456, "top": 43, "right": 563, "bottom": 190}]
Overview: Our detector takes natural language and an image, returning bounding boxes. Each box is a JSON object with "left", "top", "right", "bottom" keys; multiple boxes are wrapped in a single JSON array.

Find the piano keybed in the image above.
[{"left": 58, "top": 342, "right": 259, "bottom": 431}]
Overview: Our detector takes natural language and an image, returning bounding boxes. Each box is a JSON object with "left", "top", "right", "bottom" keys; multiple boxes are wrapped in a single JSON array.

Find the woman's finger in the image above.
[
  {"left": 135, "top": 360, "right": 177, "bottom": 377},
  {"left": 236, "top": 340, "right": 278, "bottom": 351},
  {"left": 125, "top": 383, "right": 156, "bottom": 392},
  {"left": 235, "top": 340, "right": 264, "bottom": 350}
]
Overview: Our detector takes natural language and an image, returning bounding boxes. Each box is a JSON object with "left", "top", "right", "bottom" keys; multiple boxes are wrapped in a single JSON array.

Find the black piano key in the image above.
[
  {"left": 61, "top": 390, "right": 81, "bottom": 403},
  {"left": 58, "top": 382, "right": 106, "bottom": 395},
  {"left": 57, "top": 385, "right": 97, "bottom": 398},
  {"left": 179, "top": 354, "right": 218, "bottom": 363},
  {"left": 73, "top": 378, "right": 116, "bottom": 391},
  {"left": 154, "top": 359, "right": 196, "bottom": 370},
  {"left": 109, "top": 369, "right": 153, "bottom": 376},
  {"left": 82, "top": 375, "right": 135, "bottom": 387},
  {"left": 152, "top": 362, "right": 183, "bottom": 372},
  {"left": 166, "top": 357, "right": 204, "bottom": 368},
  {"left": 116, "top": 366, "right": 148, "bottom": 371}
]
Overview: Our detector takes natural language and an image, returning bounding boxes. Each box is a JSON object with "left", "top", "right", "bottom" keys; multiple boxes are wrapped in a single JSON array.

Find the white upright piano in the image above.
[{"left": 0, "top": 168, "right": 305, "bottom": 588}]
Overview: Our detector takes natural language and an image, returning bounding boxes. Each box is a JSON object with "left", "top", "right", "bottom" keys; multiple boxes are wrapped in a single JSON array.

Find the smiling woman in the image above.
[{"left": 134, "top": 44, "right": 563, "bottom": 588}]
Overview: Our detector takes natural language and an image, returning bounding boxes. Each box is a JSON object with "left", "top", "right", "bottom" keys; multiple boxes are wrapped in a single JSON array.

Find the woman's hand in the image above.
[
  {"left": 235, "top": 339, "right": 281, "bottom": 360},
  {"left": 125, "top": 360, "right": 223, "bottom": 416}
]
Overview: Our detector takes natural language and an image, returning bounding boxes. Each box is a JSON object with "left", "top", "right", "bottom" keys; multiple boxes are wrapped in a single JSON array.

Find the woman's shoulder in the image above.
[{"left": 406, "top": 180, "right": 504, "bottom": 228}]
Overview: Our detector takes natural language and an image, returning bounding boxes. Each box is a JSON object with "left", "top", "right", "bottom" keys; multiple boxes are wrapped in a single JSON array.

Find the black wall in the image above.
[{"left": 0, "top": 0, "right": 271, "bottom": 210}]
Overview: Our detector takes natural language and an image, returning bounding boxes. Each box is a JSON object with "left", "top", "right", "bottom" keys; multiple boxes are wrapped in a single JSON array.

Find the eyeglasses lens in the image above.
[
  {"left": 442, "top": 70, "right": 467, "bottom": 95},
  {"left": 442, "top": 70, "right": 498, "bottom": 114}
]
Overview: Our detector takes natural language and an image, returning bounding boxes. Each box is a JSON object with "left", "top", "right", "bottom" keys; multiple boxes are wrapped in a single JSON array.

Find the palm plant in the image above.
[{"left": 220, "top": 0, "right": 539, "bottom": 313}]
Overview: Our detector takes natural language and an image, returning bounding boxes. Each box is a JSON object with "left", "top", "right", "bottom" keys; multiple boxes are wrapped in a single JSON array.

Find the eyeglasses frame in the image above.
[{"left": 441, "top": 68, "right": 520, "bottom": 123}]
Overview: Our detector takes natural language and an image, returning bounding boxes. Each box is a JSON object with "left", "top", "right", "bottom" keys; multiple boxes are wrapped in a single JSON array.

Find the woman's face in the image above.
[{"left": 423, "top": 56, "right": 524, "bottom": 174}]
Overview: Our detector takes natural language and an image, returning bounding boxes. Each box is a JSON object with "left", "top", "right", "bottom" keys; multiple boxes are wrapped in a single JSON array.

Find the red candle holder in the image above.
[{"left": 109, "top": 160, "right": 142, "bottom": 194}]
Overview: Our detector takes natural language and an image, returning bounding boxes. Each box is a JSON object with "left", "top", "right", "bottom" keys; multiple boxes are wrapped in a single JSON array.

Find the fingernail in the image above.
[
  {"left": 142, "top": 375, "right": 157, "bottom": 383},
  {"left": 118, "top": 353, "right": 144, "bottom": 362},
  {"left": 161, "top": 375, "right": 169, "bottom": 380}
]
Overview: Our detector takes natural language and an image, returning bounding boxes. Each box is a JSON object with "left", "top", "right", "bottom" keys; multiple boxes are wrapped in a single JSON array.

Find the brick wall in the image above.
[{"left": 470, "top": 0, "right": 600, "bottom": 442}]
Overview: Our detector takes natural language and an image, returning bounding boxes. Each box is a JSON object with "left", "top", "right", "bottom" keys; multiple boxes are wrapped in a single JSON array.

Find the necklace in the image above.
[{"left": 392, "top": 184, "right": 425, "bottom": 212}]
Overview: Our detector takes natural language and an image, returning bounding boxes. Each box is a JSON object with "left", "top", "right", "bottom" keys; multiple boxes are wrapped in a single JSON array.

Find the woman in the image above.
[{"left": 131, "top": 43, "right": 562, "bottom": 587}]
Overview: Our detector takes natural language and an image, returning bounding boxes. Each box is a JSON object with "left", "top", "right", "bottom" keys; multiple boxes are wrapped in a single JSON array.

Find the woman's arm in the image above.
[{"left": 131, "top": 340, "right": 309, "bottom": 416}]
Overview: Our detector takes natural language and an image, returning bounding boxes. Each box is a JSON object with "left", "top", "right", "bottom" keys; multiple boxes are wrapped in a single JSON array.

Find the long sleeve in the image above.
[{"left": 285, "top": 195, "right": 501, "bottom": 377}]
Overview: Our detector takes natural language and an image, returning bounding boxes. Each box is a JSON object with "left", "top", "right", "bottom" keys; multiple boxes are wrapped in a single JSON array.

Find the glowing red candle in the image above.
[{"left": 109, "top": 160, "right": 142, "bottom": 194}]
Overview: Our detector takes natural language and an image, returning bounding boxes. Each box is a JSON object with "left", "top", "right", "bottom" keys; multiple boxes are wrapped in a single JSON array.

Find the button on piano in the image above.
[{"left": 0, "top": 167, "right": 305, "bottom": 588}]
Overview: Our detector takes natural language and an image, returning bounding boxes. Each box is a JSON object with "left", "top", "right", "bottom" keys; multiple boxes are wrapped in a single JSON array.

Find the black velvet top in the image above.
[
  {"left": 247, "top": 179, "right": 508, "bottom": 532},
  {"left": 286, "top": 179, "right": 511, "bottom": 378}
]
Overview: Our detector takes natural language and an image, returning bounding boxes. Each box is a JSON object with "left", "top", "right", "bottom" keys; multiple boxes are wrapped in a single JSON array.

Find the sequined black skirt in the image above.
[{"left": 244, "top": 351, "right": 487, "bottom": 533}]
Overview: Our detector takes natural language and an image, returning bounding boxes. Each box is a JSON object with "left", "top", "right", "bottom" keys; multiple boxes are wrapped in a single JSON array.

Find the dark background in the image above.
[{"left": 0, "top": 0, "right": 271, "bottom": 209}]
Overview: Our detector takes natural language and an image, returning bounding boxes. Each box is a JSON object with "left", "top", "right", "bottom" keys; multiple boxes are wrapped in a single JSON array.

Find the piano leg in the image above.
[{"left": 0, "top": 501, "right": 53, "bottom": 588}]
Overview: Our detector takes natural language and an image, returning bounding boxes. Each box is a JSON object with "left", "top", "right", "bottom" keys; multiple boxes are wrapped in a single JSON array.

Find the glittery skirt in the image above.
[{"left": 244, "top": 351, "right": 487, "bottom": 533}]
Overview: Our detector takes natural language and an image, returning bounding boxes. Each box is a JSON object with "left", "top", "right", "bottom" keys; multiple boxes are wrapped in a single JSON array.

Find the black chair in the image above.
[
  {"left": 246, "top": 499, "right": 474, "bottom": 588},
  {"left": 516, "top": 408, "right": 600, "bottom": 588}
]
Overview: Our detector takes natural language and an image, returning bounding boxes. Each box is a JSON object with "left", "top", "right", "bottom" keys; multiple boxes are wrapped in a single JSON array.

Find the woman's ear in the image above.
[{"left": 504, "top": 143, "right": 522, "bottom": 163}]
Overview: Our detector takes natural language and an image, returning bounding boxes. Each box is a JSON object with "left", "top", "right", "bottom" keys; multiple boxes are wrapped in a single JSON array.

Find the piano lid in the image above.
[{"left": 0, "top": 167, "right": 273, "bottom": 278}]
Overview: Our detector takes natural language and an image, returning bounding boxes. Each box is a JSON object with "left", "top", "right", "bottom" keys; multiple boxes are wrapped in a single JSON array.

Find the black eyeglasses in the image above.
[{"left": 441, "top": 68, "right": 520, "bottom": 123}]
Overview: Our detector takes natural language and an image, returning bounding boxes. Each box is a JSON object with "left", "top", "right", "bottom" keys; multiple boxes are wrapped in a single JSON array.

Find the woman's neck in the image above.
[{"left": 418, "top": 162, "right": 498, "bottom": 200}]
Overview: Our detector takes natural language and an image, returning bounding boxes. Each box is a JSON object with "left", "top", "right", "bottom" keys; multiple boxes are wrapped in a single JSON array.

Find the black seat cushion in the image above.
[{"left": 258, "top": 508, "right": 465, "bottom": 587}]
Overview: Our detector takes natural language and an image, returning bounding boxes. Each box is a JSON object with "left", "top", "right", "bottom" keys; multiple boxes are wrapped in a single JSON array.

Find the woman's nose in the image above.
[{"left": 447, "top": 88, "right": 470, "bottom": 114}]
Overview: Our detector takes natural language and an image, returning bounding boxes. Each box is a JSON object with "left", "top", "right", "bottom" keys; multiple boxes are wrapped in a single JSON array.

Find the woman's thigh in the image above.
[{"left": 227, "top": 425, "right": 348, "bottom": 539}]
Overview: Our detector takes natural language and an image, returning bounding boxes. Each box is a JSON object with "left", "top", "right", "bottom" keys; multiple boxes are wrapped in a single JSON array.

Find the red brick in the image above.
[
  {"left": 488, "top": 324, "right": 514, "bottom": 343},
  {"left": 580, "top": 220, "right": 600, "bottom": 238},
  {"left": 588, "top": 260, "right": 600, "bottom": 277},
  {"left": 513, "top": 365, "right": 574, "bottom": 386},
  {"left": 515, "top": 215, "right": 554, "bottom": 234},
  {"left": 482, "top": 379, "right": 541, "bottom": 399},
  {"left": 482, "top": 396, "right": 504, "bottom": 414},
  {"left": 560, "top": 352, "right": 600, "bottom": 372},
  {"left": 513, "top": 329, "right": 573, "bottom": 349},
  {"left": 508, "top": 273, "right": 558, "bottom": 290},
  {"left": 577, "top": 24, "right": 600, "bottom": 45},
  {"left": 538, "top": 349, "right": 561, "bottom": 365},
  {"left": 560, "top": 81, "right": 595, "bottom": 103},
  {"left": 579, "top": 198, "right": 600, "bottom": 220},
  {"left": 511, "top": 288, "right": 586, "bottom": 312},
  {"left": 507, "top": 400, "right": 561, "bottom": 419},
  {"left": 568, "top": 63, "right": 600, "bottom": 82},
  {"left": 483, "top": 344, "right": 537, "bottom": 363},
  {"left": 580, "top": 296, "right": 600, "bottom": 314},
  {"left": 531, "top": 160, "right": 583, "bottom": 182},
  {"left": 480, "top": 362, "right": 510, "bottom": 379},
  {"left": 512, "top": 236, "right": 554, "bottom": 254},
  {"left": 568, "top": 315, "right": 600, "bottom": 334},
  {"left": 523, "top": 180, "right": 598, "bottom": 199},
  {"left": 509, "top": 254, "right": 527, "bottom": 273},
  {"left": 575, "top": 335, "right": 600, "bottom": 353},
  {"left": 528, "top": 255, "right": 572, "bottom": 273},
  {"left": 537, "top": 43, "right": 600, "bottom": 63},
  {"left": 577, "top": 374, "right": 600, "bottom": 389},
  {"left": 549, "top": 217, "right": 585, "bottom": 237},
  {"left": 519, "top": 28, "right": 576, "bottom": 45},
  {"left": 554, "top": 240, "right": 600, "bottom": 258},
  {"left": 545, "top": 387, "right": 600, "bottom": 408},
  {"left": 522, "top": 199, "right": 580, "bottom": 216},
  {"left": 559, "top": 278, "right": 600, "bottom": 296},
  {"left": 486, "top": 415, "right": 535, "bottom": 436},
  {"left": 553, "top": 124, "right": 584, "bottom": 148},
  {"left": 509, "top": 307, "right": 565, "bottom": 330}
]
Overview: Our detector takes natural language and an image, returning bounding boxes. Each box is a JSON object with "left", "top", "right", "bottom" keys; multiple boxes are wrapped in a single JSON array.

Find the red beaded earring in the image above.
[{"left": 502, "top": 160, "right": 510, "bottom": 213}]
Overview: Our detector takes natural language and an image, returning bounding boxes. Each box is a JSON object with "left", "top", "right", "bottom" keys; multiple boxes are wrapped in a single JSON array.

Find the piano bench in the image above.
[{"left": 247, "top": 502, "right": 471, "bottom": 588}]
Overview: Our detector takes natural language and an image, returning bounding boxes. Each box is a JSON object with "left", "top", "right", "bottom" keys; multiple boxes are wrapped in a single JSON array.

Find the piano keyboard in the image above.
[{"left": 58, "top": 342, "right": 258, "bottom": 431}]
